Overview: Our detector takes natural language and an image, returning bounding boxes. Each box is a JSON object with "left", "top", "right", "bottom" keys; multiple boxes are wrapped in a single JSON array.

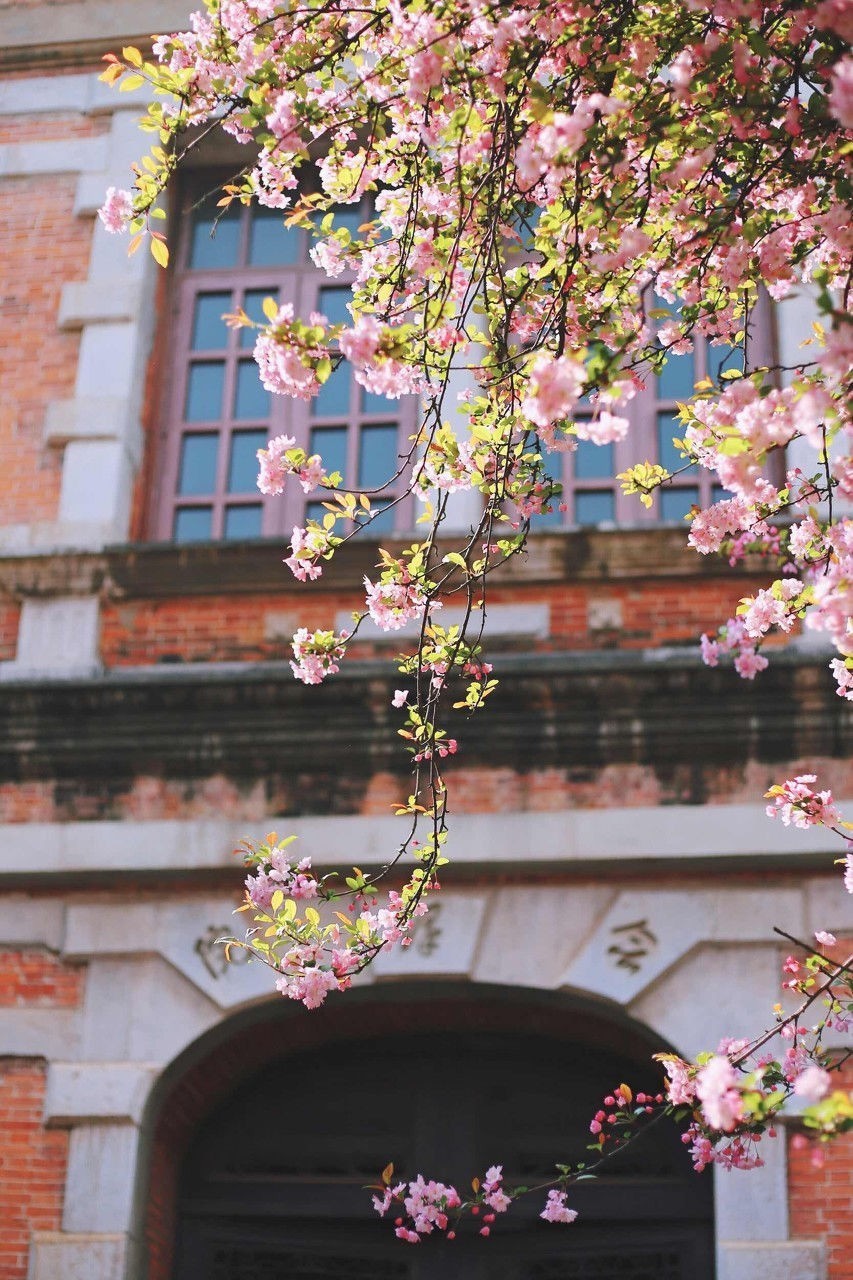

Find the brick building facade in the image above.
[{"left": 0, "top": 3, "right": 850, "bottom": 1278}]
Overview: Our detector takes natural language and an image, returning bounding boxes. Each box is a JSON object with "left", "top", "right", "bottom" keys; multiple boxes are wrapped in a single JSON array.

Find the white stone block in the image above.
[
  {"left": 68, "top": 899, "right": 275, "bottom": 1011},
  {"left": 630, "top": 943, "right": 780, "bottom": 1060},
  {"left": 715, "top": 1131, "right": 788, "bottom": 1241},
  {"left": 0, "top": 1009, "right": 80, "bottom": 1059},
  {"left": 76, "top": 324, "right": 138, "bottom": 399},
  {"left": 473, "top": 884, "right": 614, "bottom": 990},
  {"left": 58, "top": 439, "right": 134, "bottom": 535},
  {"left": 28, "top": 1232, "right": 126, "bottom": 1280},
  {"left": 805, "top": 877, "right": 853, "bottom": 936},
  {"left": 0, "top": 73, "right": 90, "bottom": 117},
  {"left": 6, "top": 596, "right": 99, "bottom": 675},
  {"left": 0, "top": 899, "right": 64, "bottom": 950},
  {"left": 79, "top": 957, "right": 221, "bottom": 1064},
  {"left": 0, "top": 137, "right": 106, "bottom": 177},
  {"left": 58, "top": 280, "right": 143, "bottom": 331},
  {"left": 63, "top": 1124, "right": 139, "bottom": 1233},
  {"left": 708, "top": 889, "right": 804, "bottom": 945},
  {"left": 44, "top": 396, "right": 129, "bottom": 446},
  {"left": 45, "top": 1063, "right": 158, "bottom": 1126},
  {"left": 717, "top": 1240, "right": 825, "bottom": 1280},
  {"left": 560, "top": 891, "right": 712, "bottom": 1004},
  {"left": 372, "top": 893, "right": 488, "bottom": 980}
]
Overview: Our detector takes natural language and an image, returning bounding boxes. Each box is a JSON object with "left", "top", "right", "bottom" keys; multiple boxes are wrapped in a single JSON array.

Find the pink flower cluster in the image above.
[
  {"left": 521, "top": 353, "right": 585, "bottom": 432},
  {"left": 98, "top": 187, "right": 135, "bottom": 234},
  {"left": 695, "top": 1056, "right": 744, "bottom": 1133},
  {"left": 700, "top": 617, "right": 768, "bottom": 680},
  {"left": 765, "top": 775, "right": 841, "bottom": 830},
  {"left": 245, "top": 849, "right": 318, "bottom": 913},
  {"left": 254, "top": 306, "right": 322, "bottom": 401},
  {"left": 364, "top": 571, "right": 432, "bottom": 631},
  {"left": 540, "top": 1189, "right": 578, "bottom": 1224},
  {"left": 290, "top": 627, "right": 348, "bottom": 684}
]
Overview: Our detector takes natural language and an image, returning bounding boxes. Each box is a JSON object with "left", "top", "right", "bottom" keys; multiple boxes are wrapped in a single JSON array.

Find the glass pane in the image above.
[
  {"left": 173, "top": 506, "right": 213, "bottom": 542},
  {"left": 712, "top": 484, "right": 728, "bottom": 504},
  {"left": 310, "top": 426, "right": 348, "bottom": 478},
  {"left": 305, "top": 501, "right": 326, "bottom": 525},
  {"left": 240, "top": 289, "right": 279, "bottom": 349},
  {"left": 707, "top": 342, "right": 743, "bottom": 384},
  {"left": 228, "top": 430, "right": 267, "bottom": 493},
  {"left": 191, "top": 292, "right": 232, "bottom": 350},
  {"left": 319, "top": 287, "right": 353, "bottom": 328},
  {"left": 356, "top": 501, "right": 394, "bottom": 534},
  {"left": 575, "top": 490, "right": 615, "bottom": 524},
  {"left": 234, "top": 360, "right": 270, "bottom": 420},
  {"left": 188, "top": 198, "right": 241, "bottom": 270},
  {"left": 575, "top": 439, "right": 614, "bottom": 480},
  {"left": 313, "top": 364, "right": 351, "bottom": 417},
  {"left": 657, "top": 413, "right": 697, "bottom": 475},
  {"left": 660, "top": 486, "right": 699, "bottom": 522},
  {"left": 224, "top": 504, "right": 263, "bottom": 539},
  {"left": 361, "top": 386, "right": 395, "bottom": 414},
  {"left": 185, "top": 363, "right": 225, "bottom": 421},
  {"left": 657, "top": 350, "right": 695, "bottom": 400},
  {"left": 359, "top": 424, "right": 399, "bottom": 489},
  {"left": 178, "top": 432, "right": 219, "bottom": 495},
  {"left": 249, "top": 206, "right": 301, "bottom": 266}
]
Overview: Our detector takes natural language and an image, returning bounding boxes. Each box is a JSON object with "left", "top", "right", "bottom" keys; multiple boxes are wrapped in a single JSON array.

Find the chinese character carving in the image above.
[
  {"left": 607, "top": 919, "right": 658, "bottom": 975},
  {"left": 413, "top": 903, "right": 443, "bottom": 956},
  {"left": 195, "top": 925, "right": 249, "bottom": 979}
]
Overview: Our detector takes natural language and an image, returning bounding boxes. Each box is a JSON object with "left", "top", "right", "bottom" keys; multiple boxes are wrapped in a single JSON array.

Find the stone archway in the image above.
[{"left": 135, "top": 983, "right": 713, "bottom": 1280}]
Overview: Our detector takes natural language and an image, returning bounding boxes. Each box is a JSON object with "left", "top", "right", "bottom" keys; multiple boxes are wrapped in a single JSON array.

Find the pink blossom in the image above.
[
  {"left": 733, "top": 648, "right": 768, "bottom": 680},
  {"left": 793, "top": 1065, "right": 832, "bottom": 1103},
  {"left": 828, "top": 55, "right": 853, "bottom": 129},
  {"left": 98, "top": 187, "right": 135, "bottom": 234},
  {"left": 257, "top": 434, "right": 297, "bottom": 495},
  {"left": 765, "top": 775, "right": 841, "bottom": 829},
  {"left": 844, "top": 852, "right": 853, "bottom": 894},
  {"left": 695, "top": 1056, "right": 744, "bottom": 1133},
  {"left": 392, "top": 689, "right": 409, "bottom": 707},
  {"left": 522, "top": 354, "right": 585, "bottom": 430},
  {"left": 814, "top": 931, "right": 837, "bottom": 947},
  {"left": 664, "top": 1057, "right": 697, "bottom": 1106},
  {"left": 540, "top": 1190, "right": 578, "bottom": 1224}
]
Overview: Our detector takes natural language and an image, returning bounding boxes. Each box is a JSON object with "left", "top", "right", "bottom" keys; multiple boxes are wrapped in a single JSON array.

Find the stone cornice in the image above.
[
  {"left": 0, "top": 2, "right": 190, "bottom": 72},
  {"left": 0, "top": 527, "right": 768, "bottom": 601}
]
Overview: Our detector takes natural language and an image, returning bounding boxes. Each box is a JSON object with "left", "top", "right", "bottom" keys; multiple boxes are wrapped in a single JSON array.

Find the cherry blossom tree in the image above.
[{"left": 100, "top": 0, "right": 852, "bottom": 1236}]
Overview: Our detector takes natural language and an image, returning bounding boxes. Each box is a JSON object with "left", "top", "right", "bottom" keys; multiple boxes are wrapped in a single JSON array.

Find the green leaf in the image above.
[{"left": 149, "top": 237, "right": 169, "bottom": 267}]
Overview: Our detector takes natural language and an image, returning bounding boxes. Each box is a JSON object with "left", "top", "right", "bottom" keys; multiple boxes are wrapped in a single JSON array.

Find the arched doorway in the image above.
[{"left": 147, "top": 986, "right": 713, "bottom": 1280}]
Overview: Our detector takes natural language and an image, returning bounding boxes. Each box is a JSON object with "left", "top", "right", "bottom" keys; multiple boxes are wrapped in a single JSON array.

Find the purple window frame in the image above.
[{"left": 152, "top": 178, "right": 419, "bottom": 544}]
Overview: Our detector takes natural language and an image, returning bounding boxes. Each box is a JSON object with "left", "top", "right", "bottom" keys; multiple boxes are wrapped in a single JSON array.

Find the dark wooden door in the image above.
[{"left": 172, "top": 1026, "right": 714, "bottom": 1279}]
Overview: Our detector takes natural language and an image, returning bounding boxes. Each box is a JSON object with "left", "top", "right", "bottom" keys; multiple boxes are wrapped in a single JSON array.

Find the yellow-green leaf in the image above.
[{"left": 150, "top": 237, "right": 169, "bottom": 268}]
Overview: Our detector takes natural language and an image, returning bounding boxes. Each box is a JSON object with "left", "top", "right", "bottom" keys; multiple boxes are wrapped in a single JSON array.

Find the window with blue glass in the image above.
[
  {"left": 155, "top": 179, "right": 418, "bottom": 543},
  {"left": 529, "top": 299, "right": 772, "bottom": 529}
]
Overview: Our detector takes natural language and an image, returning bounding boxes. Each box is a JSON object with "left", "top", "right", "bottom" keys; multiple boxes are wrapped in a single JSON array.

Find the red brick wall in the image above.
[
  {"left": 0, "top": 601, "right": 19, "bottom": 662},
  {"left": 0, "top": 950, "right": 83, "bottom": 1280},
  {"left": 789, "top": 1062, "right": 853, "bottom": 1280},
  {"left": 0, "top": 1060, "right": 69, "bottom": 1280},
  {"left": 98, "top": 574, "right": 771, "bottom": 667},
  {"left": 0, "top": 174, "right": 90, "bottom": 528},
  {"left": 0, "top": 948, "right": 84, "bottom": 1008}
]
